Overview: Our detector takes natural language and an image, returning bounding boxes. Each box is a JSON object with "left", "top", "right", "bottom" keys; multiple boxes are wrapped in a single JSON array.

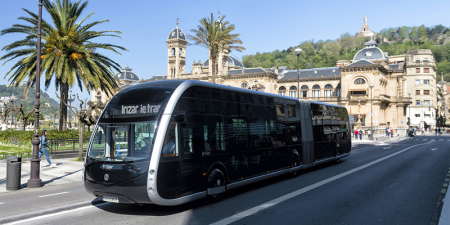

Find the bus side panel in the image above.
[{"left": 300, "top": 101, "right": 314, "bottom": 168}]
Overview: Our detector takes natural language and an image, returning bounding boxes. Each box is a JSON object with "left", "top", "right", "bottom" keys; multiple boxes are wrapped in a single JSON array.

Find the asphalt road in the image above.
[{"left": 4, "top": 137, "right": 450, "bottom": 225}]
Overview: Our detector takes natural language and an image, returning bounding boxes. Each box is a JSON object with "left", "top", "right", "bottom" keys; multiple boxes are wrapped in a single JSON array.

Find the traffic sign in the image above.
[
  {"left": 401, "top": 121, "right": 403, "bottom": 124},
  {"left": 370, "top": 113, "right": 373, "bottom": 116}
]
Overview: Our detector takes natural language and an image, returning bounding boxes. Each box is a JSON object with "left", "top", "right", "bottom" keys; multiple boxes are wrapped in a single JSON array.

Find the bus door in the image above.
[{"left": 179, "top": 124, "right": 202, "bottom": 196}]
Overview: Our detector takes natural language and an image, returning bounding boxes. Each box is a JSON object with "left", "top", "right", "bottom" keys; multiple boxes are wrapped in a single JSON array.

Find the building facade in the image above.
[{"left": 93, "top": 16, "right": 441, "bottom": 133}]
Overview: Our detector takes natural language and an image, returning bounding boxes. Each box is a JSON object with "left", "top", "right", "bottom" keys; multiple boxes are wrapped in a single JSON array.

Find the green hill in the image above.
[
  {"left": 0, "top": 85, "right": 59, "bottom": 115},
  {"left": 242, "top": 24, "right": 450, "bottom": 82}
]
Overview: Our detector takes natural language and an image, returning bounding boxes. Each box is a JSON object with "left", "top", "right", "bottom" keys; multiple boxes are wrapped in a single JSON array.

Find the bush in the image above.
[{"left": 0, "top": 130, "right": 92, "bottom": 142}]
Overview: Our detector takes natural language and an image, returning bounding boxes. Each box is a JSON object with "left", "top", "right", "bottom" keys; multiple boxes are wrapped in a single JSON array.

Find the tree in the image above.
[
  {"left": 14, "top": 101, "right": 41, "bottom": 130},
  {"left": 0, "top": 103, "right": 13, "bottom": 126},
  {"left": 0, "top": 0, "right": 127, "bottom": 131},
  {"left": 188, "top": 13, "right": 245, "bottom": 83},
  {"left": 339, "top": 33, "right": 353, "bottom": 56}
]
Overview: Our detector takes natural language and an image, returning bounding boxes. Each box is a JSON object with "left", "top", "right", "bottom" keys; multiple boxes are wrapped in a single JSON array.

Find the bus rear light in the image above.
[{"left": 203, "top": 173, "right": 206, "bottom": 176}]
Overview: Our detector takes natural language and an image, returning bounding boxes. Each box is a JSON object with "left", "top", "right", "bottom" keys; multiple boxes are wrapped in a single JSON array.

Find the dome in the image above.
[
  {"left": 202, "top": 55, "right": 243, "bottom": 68},
  {"left": 353, "top": 47, "right": 387, "bottom": 61},
  {"left": 115, "top": 66, "right": 139, "bottom": 81},
  {"left": 167, "top": 27, "right": 186, "bottom": 40}
]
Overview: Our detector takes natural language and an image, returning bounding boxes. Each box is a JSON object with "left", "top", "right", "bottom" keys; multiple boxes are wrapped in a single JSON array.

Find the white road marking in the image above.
[
  {"left": 7, "top": 202, "right": 110, "bottom": 225},
  {"left": 431, "top": 147, "right": 437, "bottom": 151},
  {"left": 0, "top": 202, "right": 4, "bottom": 204},
  {"left": 210, "top": 140, "right": 435, "bottom": 225},
  {"left": 38, "top": 192, "right": 69, "bottom": 198}
]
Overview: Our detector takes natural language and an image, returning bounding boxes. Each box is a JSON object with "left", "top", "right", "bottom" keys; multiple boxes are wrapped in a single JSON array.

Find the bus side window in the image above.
[{"left": 162, "top": 123, "right": 178, "bottom": 159}]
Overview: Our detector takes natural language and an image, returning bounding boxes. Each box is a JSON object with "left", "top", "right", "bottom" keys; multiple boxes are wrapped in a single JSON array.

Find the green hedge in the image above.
[{"left": 0, "top": 130, "right": 92, "bottom": 143}]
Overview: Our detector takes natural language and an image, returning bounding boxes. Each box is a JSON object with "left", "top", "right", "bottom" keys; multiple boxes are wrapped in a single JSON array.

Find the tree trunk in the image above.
[
  {"left": 211, "top": 52, "right": 216, "bottom": 84},
  {"left": 59, "top": 82, "right": 69, "bottom": 131},
  {"left": 78, "top": 120, "right": 84, "bottom": 161}
]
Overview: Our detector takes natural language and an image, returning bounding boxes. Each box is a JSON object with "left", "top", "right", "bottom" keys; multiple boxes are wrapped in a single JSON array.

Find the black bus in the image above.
[{"left": 83, "top": 80, "right": 351, "bottom": 205}]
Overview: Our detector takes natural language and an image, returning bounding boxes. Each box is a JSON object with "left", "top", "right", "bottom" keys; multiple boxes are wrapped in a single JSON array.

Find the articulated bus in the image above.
[{"left": 83, "top": 80, "right": 351, "bottom": 205}]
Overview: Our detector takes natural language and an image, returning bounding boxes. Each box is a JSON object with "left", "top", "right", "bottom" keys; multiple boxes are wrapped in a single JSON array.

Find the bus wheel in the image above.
[
  {"left": 207, "top": 169, "right": 226, "bottom": 202},
  {"left": 290, "top": 158, "right": 300, "bottom": 178}
]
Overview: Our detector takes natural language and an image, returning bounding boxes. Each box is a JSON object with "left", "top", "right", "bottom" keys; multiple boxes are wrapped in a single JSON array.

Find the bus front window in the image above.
[{"left": 88, "top": 122, "right": 156, "bottom": 161}]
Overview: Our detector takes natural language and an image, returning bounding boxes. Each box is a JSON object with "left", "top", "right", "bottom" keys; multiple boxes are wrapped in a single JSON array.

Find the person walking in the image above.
[
  {"left": 409, "top": 129, "right": 416, "bottom": 140},
  {"left": 385, "top": 127, "right": 389, "bottom": 137},
  {"left": 39, "top": 130, "right": 56, "bottom": 168},
  {"left": 368, "top": 130, "right": 371, "bottom": 139},
  {"left": 359, "top": 129, "right": 363, "bottom": 140},
  {"left": 390, "top": 128, "right": 393, "bottom": 139},
  {"left": 355, "top": 129, "right": 359, "bottom": 140}
]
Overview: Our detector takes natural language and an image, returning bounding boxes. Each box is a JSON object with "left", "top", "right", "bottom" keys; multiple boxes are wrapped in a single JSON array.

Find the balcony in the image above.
[
  {"left": 378, "top": 94, "right": 391, "bottom": 104},
  {"left": 349, "top": 94, "right": 368, "bottom": 102},
  {"left": 300, "top": 97, "right": 341, "bottom": 102},
  {"left": 405, "top": 61, "right": 435, "bottom": 67}
]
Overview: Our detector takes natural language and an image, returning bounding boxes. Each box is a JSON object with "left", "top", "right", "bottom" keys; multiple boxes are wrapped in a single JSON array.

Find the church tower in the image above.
[{"left": 166, "top": 20, "right": 187, "bottom": 79}]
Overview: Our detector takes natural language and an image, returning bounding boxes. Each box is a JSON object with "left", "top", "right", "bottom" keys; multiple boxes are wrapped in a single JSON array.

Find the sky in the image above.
[{"left": 0, "top": 0, "right": 449, "bottom": 107}]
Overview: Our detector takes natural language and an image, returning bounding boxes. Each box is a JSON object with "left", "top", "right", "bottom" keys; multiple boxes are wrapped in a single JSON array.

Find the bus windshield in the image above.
[{"left": 88, "top": 122, "right": 156, "bottom": 162}]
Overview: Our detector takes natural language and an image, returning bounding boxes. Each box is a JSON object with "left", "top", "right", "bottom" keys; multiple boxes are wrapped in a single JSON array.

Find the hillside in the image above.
[
  {"left": 0, "top": 85, "right": 59, "bottom": 115},
  {"left": 242, "top": 24, "right": 450, "bottom": 82}
]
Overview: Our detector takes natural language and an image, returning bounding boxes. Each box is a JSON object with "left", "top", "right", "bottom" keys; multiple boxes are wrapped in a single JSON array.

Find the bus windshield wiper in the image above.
[
  {"left": 122, "top": 159, "right": 140, "bottom": 172},
  {"left": 103, "top": 156, "right": 140, "bottom": 172}
]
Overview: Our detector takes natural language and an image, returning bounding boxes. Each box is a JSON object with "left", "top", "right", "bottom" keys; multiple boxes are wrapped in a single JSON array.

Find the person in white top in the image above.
[{"left": 368, "top": 130, "right": 371, "bottom": 139}]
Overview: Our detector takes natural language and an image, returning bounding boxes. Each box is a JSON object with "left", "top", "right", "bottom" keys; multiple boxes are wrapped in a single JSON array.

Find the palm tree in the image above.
[
  {"left": 188, "top": 13, "right": 245, "bottom": 83},
  {"left": 0, "top": 0, "right": 127, "bottom": 130}
]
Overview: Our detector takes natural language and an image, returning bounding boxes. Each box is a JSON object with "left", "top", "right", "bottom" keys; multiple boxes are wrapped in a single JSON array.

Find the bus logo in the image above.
[
  {"left": 101, "top": 164, "right": 113, "bottom": 170},
  {"left": 104, "top": 173, "right": 109, "bottom": 181}
]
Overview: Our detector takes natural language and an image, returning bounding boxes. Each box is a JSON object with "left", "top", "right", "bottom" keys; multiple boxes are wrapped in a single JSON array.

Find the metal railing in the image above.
[{"left": 48, "top": 138, "right": 90, "bottom": 154}]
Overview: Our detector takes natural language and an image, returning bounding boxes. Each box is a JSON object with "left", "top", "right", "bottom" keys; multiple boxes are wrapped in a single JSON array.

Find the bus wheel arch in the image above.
[
  {"left": 206, "top": 164, "right": 227, "bottom": 201},
  {"left": 207, "top": 162, "right": 229, "bottom": 186}
]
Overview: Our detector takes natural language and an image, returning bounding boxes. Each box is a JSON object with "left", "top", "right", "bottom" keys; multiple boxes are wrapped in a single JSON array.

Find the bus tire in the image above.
[
  {"left": 290, "top": 156, "right": 300, "bottom": 178},
  {"left": 206, "top": 169, "right": 226, "bottom": 202}
]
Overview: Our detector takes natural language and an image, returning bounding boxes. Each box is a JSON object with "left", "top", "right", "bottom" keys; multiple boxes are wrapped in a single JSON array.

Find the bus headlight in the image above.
[
  {"left": 149, "top": 169, "right": 155, "bottom": 175},
  {"left": 148, "top": 187, "right": 155, "bottom": 194}
]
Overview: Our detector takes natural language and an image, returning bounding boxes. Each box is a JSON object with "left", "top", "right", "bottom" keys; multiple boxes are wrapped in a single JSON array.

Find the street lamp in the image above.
[
  {"left": 369, "top": 83, "right": 374, "bottom": 140},
  {"left": 294, "top": 47, "right": 302, "bottom": 99},
  {"left": 421, "top": 99, "right": 424, "bottom": 134},
  {"left": 27, "top": 0, "right": 43, "bottom": 188},
  {"left": 10, "top": 96, "right": 16, "bottom": 130},
  {"left": 67, "top": 90, "right": 75, "bottom": 129}
]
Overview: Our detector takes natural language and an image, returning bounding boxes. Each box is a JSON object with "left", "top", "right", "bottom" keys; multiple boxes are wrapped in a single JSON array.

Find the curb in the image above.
[{"left": 0, "top": 199, "right": 104, "bottom": 224}]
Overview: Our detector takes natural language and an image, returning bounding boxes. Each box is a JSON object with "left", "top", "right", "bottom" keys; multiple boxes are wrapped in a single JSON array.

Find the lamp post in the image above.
[
  {"left": 27, "top": 0, "right": 43, "bottom": 188},
  {"left": 421, "top": 99, "right": 424, "bottom": 134},
  {"left": 408, "top": 91, "right": 411, "bottom": 135},
  {"left": 67, "top": 91, "right": 75, "bottom": 129},
  {"left": 10, "top": 96, "right": 16, "bottom": 130},
  {"left": 369, "top": 83, "right": 374, "bottom": 140},
  {"left": 294, "top": 47, "right": 302, "bottom": 99}
]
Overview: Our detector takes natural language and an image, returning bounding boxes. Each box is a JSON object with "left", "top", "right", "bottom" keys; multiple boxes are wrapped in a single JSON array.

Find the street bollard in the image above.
[{"left": 6, "top": 156, "right": 22, "bottom": 190}]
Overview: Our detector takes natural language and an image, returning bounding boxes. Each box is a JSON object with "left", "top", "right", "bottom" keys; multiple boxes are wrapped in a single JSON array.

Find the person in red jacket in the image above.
[{"left": 354, "top": 130, "right": 359, "bottom": 139}]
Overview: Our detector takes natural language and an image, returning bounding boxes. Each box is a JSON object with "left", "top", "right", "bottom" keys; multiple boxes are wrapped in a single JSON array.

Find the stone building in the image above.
[
  {"left": 356, "top": 15, "right": 376, "bottom": 38},
  {"left": 93, "top": 16, "right": 441, "bottom": 134}
]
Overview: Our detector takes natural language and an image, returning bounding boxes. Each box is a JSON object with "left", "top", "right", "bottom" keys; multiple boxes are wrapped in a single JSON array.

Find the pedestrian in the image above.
[
  {"left": 368, "top": 130, "right": 371, "bottom": 139},
  {"left": 385, "top": 127, "right": 389, "bottom": 137},
  {"left": 359, "top": 129, "right": 363, "bottom": 140},
  {"left": 355, "top": 129, "right": 359, "bottom": 139},
  {"left": 409, "top": 129, "right": 416, "bottom": 140},
  {"left": 390, "top": 128, "right": 393, "bottom": 138},
  {"left": 414, "top": 127, "right": 417, "bottom": 135},
  {"left": 39, "top": 130, "right": 56, "bottom": 168}
]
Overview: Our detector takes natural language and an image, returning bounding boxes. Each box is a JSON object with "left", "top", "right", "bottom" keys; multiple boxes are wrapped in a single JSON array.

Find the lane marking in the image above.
[
  {"left": 210, "top": 140, "right": 434, "bottom": 225},
  {"left": 39, "top": 192, "right": 69, "bottom": 198},
  {"left": 0, "top": 202, "right": 4, "bottom": 205},
  {"left": 7, "top": 202, "right": 110, "bottom": 225},
  {"left": 75, "top": 189, "right": 85, "bottom": 192}
]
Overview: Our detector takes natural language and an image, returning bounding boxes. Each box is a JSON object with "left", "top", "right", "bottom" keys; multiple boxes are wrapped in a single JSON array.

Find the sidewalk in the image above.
[{"left": 0, "top": 157, "right": 84, "bottom": 193}]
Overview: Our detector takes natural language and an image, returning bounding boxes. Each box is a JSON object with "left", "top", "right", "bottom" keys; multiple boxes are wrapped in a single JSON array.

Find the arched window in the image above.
[
  {"left": 324, "top": 84, "right": 333, "bottom": 97},
  {"left": 289, "top": 86, "right": 297, "bottom": 98},
  {"left": 278, "top": 86, "right": 286, "bottom": 95},
  {"left": 312, "top": 85, "right": 320, "bottom": 98},
  {"left": 171, "top": 48, "right": 175, "bottom": 56},
  {"left": 301, "top": 85, "right": 308, "bottom": 97},
  {"left": 241, "top": 82, "right": 248, "bottom": 88},
  {"left": 354, "top": 78, "right": 366, "bottom": 84},
  {"left": 336, "top": 84, "right": 341, "bottom": 97},
  {"left": 96, "top": 92, "right": 101, "bottom": 95}
]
